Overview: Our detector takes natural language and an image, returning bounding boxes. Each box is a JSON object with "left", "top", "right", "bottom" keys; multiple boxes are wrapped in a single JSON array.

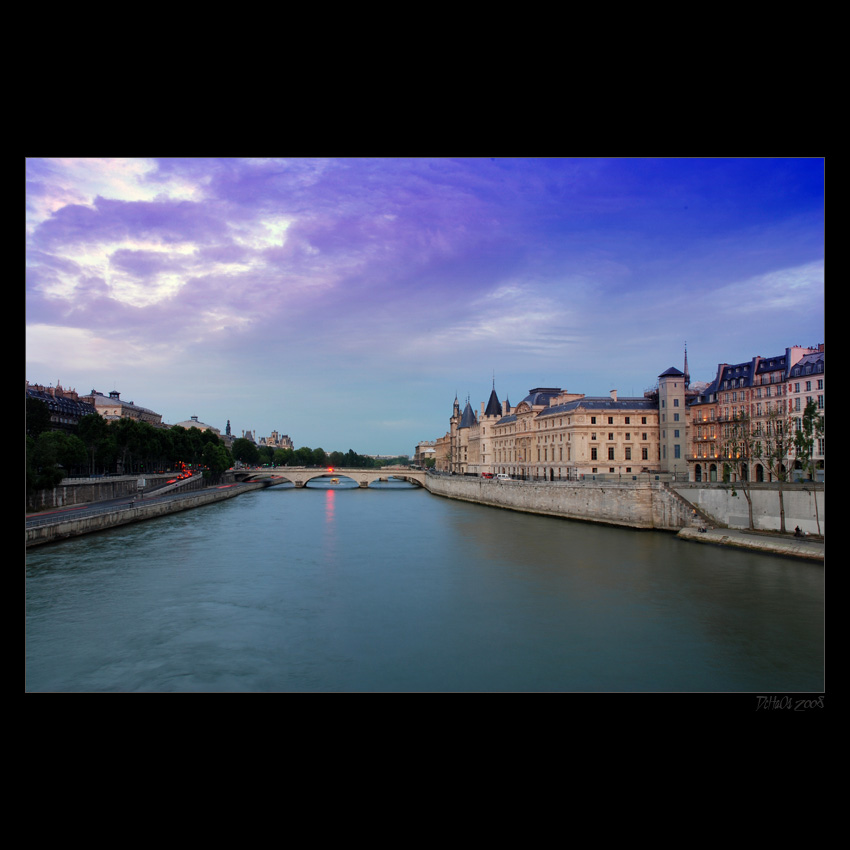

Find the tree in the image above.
[
  {"left": 758, "top": 405, "right": 795, "bottom": 533},
  {"left": 257, "top": 445, "right": 275, "bottom": 466},
  {"left": 794, "top": 400, "right": 824, "bottom": 535},
  {"left": 26, "top": 398, "right": 51, "bottom": 439},
  {"left": 295, "top": 446, "right": 314, "bottom": 466},
  {"left": 203, "top": 442, "right": 232, "bottom": 478},
  {"left": 77, "top": 413, "right": 111, "bottom": 475},
  {"left": 274, "top": 448, "right": 295, "bottom": 466},
  {"left": 720, "top": 409, "right": 757, "bottom": 529},
  {"left": 231, "top": 437, "right": 260, "bottom": 465},
  {"left": 26, "top": 430, "right": 88, "bottom": 506}
]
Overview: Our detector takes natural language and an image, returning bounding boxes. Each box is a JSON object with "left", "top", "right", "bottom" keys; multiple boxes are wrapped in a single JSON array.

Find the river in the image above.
[{"left": 25, "top": 479, "right": 824, "bottom": 692}]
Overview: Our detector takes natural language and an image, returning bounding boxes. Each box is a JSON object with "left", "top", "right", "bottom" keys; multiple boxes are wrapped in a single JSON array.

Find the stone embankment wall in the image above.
[
  {"left": 671, "top": 483, "right": 824, "bottom": 535},
  {"left": 423, "top": 476, "right": 693, "bottom": 530},
  {"left": 28, "top": 472, "right": 229, "bottom": 512},
  {"left": 26, "top": 481, "right": 267, "bottom": 548},
  {"left": 423, "top": 475, "right": 825, "bottom": 535}
]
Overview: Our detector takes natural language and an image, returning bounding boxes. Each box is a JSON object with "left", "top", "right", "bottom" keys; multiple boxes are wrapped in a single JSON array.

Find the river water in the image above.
[{"left": 25, "top": 479, "right": 824, "bottom": 693}]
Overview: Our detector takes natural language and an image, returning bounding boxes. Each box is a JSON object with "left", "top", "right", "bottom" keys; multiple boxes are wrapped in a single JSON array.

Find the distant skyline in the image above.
[{"left": 26, "top": 157, "right": 825, "bottom": 455}]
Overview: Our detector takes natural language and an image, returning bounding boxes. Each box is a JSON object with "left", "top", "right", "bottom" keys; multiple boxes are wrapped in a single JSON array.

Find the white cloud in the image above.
[
  {"left": 26, "top": 324, "right": 175, "bottom": 373},
  {"left": 716, "top": 260, "right": 825, "bottom": 315}
]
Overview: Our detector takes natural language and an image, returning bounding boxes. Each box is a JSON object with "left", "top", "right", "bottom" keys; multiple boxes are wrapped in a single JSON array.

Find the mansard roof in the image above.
[
  {"left": 26, "top": 386, "right": 96, "bottom": 418},
  {"left": 538, "top": 397, "right": 658, "bottom": 417},
  {"left": 789, "top": 351, "right": 825, "bottom": 376},
  {"left": 754, "top": 354, "right": 787, "bottom": 375}
]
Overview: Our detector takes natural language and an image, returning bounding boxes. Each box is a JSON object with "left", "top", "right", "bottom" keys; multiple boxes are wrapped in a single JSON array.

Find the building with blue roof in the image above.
[{"left": 431, "top": 343, "right": 824, "bottom": 482}]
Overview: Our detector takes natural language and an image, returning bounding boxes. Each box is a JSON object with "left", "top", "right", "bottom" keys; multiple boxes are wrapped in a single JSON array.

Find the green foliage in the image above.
[
  {"left": 794, "top": 400, "right": 824, "bottom": 481},
  {"left": 203, "top": 442, "right": 233, "bottom": 476},
  {"left": 231, "top": 437, "right": 260, "bottom": 465},
  {"left": 26, "top": 398, "right": 52, "bottom": 438},
  {"left": 26, "top": 429, "right": 88, "bottom": 502}
]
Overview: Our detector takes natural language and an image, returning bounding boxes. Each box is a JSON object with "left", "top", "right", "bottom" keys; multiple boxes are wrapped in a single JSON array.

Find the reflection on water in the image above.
[{"left": 25, "top": 485, "right": 824, "bottom": 693}]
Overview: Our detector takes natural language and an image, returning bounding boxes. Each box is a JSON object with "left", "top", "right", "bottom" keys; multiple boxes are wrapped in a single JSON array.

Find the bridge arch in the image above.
[{"left": 235, "top": 467, "right": 425, "bottom": 488}]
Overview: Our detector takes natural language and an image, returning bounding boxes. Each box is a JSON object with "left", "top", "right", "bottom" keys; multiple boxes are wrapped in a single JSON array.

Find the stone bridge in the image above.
[{"left": 234, "top": 467, "right": 427, "bottom": 488}]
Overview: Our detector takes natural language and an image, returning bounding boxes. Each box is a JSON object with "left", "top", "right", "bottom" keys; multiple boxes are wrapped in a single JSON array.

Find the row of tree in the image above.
[
  {"left": 719, "top": 399, "right": 824, "bottom": 533},
  {"left": 228, "top": 438, "right": 408, "bottom": 470},
  {"left": 26, "top": 398, "right": 409, "bottom": 504}
]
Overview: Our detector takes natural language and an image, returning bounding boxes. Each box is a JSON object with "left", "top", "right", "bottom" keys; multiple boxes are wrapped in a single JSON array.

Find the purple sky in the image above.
[{"left": 26, "top": 157, "right": 825, "bottom": 456}]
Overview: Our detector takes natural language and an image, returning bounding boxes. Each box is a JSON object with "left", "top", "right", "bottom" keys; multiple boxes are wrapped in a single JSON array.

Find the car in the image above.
[
  {"left": 496, "top": 474, "right": 510, "bottom": 481},
  {"left": 481, "top": 472, "right": 494, "bottom": 479}
]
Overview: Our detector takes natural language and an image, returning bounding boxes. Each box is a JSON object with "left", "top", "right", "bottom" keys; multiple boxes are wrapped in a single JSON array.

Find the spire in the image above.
[
  {"left": 684, "top": 341, "right": 690, "bottom": 388},
  {"left": 459, "top": 398, "right": 477, "bottom": 429},
  {"left": 484, "top": 383, "right": 502, "bottom": 418}
]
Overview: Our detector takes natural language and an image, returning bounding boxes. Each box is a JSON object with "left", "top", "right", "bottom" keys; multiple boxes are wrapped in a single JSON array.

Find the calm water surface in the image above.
[{"left": 25, "top": 481, "right": 825, "bottom": 692}]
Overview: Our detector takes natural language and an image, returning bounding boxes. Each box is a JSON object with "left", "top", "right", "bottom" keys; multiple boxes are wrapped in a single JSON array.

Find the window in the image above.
[
  {"left": 591, "top": 447, "right": 598, "bottom": 460},
  {"left": 642, "top": 448, "right": 648, "bottom": 460},
  {"left": 591, "top": 416, "right": 597, "bottom": 424},
  {"left": 608, "top": 416, "right": 614, "bottom": 424},
  {"left": 625, "top": 417, "right": 630, "bottom": 424},
  {"left": 625, "top": 447, "right": 632, "bottom": 460},
  {"left": 608, "top": 447, "right": 615, "bottom": 460},
  {"left": 642, "top": 417, "right": 647, "bottom": 424}
]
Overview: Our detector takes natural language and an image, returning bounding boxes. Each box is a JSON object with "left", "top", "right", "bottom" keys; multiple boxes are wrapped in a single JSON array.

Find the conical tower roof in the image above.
[
  {"left": 484, "top": 386, "right": 502, "bottom": 417},
  {"left": 459, "top": 399, "right": 477, "bottom": 429}
]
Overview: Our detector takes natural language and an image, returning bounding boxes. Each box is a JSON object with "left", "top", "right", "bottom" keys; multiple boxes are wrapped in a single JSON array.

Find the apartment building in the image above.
[{"left": 688, "top": 345, "right": 823, "bottom": 482}]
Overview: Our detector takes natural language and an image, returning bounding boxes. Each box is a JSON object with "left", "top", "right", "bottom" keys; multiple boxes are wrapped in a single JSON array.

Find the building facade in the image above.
[
  {"left": 687, "top": 345, "right": 823, "bottom": 483},
  {"left": 82, "top": 389, "right": 163, "bottom": 426},
  {"left": 26, "top": 381, "right": 97, "bottom": 432},
  {"left": 172, "top": 415, "right": 221, "bottom": 436},
  {"left": 432, "top": 345, "right": 824, "bottom": 483},
  {"left": 438, "top": 368, "right": 688, "bottom": 481}
]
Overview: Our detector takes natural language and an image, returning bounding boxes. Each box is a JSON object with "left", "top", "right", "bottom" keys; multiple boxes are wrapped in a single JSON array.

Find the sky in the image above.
[{"left": 25, "top": 157, "right": 825, "bottom": 456}]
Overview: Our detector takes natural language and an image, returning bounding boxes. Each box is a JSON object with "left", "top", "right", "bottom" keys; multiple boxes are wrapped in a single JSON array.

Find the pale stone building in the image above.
[
  {"left": 173, "top": 415, "right": 221, "bottom": 436},
  {"left": 261, "top": 430, "right": 294, "bottom": 450},
  {"left": 491, "top": 387, "right": 665, "bottom": 481},
  {"left": 437, "top": 362, "right": 694, "bottom": 481},
  {"left": 414, "top": 440, "right": 438, "bottom": 467},
  {"left": 83, "top": 389, "right": 163, "bottom": 426}
]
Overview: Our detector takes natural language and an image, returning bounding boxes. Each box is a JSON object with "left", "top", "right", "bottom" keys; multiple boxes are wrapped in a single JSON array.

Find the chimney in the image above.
[{"left": 610, "top": 389, "right": 618, "bottom": 401}]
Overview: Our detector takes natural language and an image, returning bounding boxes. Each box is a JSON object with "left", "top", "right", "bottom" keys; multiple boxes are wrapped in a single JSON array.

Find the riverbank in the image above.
[
  {"left": 26, "top": 482, "right": 268, "bottom": 547},
  {"left": 424, "top": 474, "right": 824, "bottom": 562},
  {"left": 677, "top": 527, "right": 824, "bottom": 561},
  {"left": 423, "top": 474, "right": 695, "bottom": 530}
]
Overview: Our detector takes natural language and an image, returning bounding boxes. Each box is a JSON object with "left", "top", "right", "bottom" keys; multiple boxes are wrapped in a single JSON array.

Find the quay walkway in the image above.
[{"left": 677, "top": 527, "right": 824, "bottom": 561}]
